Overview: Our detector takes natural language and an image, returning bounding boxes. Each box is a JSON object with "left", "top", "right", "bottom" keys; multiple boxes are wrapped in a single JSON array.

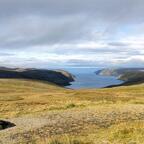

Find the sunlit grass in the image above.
[{"left": 0, "top": 79, "right": 144, "bottom": 144}]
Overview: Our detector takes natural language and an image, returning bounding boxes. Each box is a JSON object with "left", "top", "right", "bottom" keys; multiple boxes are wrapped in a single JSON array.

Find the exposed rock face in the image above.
[
  {"left": 0, "top": 120, "right": 15, "bottom": 130},
  {"left": 0, "top": 67, "right": 75, "bottom": 86}
]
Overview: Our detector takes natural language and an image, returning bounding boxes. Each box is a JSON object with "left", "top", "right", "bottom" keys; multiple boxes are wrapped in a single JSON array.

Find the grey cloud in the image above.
[
  {"left": 0, "top": 0, "right": 144, "bottom": 22},
  {"left": 0, "top": 52, "right": 15, "bottom": 56},
  {"left": 0, "top": 15, "right": 88, "bottom": 48},
  {"left": 51, "top": 45, "right": 143, "bottom": 56},
  {"left": 66, "top": 59, "right": 100, "bottom": 67},
  {"left": 0, "top": 0, "right": 144, "bottom": 49},
  {"left": 0, "top": 0, "right": 144, "bottom": 67},
  {"left": 118, "top": 59, "right": 144, "bottom": 68},
  {"left": 108, "top": 42, "right": 129, "bottom": 47},
  {"left": 66, "top": 58, "right": 118, "bottom": 67}
]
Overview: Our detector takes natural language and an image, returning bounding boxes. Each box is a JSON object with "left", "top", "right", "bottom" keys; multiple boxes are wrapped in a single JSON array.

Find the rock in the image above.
[{"left": 0, "top": 120, "right": 15, "bottom": 130}]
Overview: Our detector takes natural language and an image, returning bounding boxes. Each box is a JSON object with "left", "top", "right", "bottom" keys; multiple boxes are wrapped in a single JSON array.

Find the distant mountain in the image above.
[
  {"left": 95, "top": 68, "right": 144, "bottom": 87},
  {"left": 0, "top": 67, "right": 75, "bottom": 86}
]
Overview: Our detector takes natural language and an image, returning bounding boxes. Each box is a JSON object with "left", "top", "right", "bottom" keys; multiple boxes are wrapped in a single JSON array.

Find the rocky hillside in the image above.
[{"left": 0, "top": 67, "right": 75, "bottom": 86}]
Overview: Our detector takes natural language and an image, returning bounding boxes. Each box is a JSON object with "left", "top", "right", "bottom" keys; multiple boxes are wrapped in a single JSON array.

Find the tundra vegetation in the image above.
[{"left": 0, "top": 79, "right": 144, "bottom": 144}]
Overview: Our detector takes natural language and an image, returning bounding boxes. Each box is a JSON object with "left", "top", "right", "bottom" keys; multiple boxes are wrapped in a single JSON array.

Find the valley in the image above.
[{"left": 0, "top": 78, "right": 144, "bottom": 144}]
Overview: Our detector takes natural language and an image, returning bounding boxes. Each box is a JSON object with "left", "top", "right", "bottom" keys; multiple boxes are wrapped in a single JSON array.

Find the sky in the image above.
[{"left": 0, "top": 0, "right": 144, "bottom": 68}]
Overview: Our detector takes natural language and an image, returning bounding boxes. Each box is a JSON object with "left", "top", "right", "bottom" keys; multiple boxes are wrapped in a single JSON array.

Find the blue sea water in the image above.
[{"left": 63, "top": 67, "right": 123, "bottom": 89}]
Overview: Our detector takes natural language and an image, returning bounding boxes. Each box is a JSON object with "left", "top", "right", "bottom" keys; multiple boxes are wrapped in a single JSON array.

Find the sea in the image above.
[{"left": 63, "top": 67, "right": 123, "bottom": 89}]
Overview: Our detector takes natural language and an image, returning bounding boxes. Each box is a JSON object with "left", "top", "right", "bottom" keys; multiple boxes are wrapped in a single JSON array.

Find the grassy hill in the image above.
[
  {"left": 96, "top": 68, "right": 144, "bottom": 87},
  {"left": 0, "top": 79, "right": 144, "bottom": 144},
  {"left": 95, "top": 68, "right": 144, "bottom": 77},
  {"left": 107, "top": 71, "right": 144, "bottom": 87},
  {"left": 0, "top": 67, "right": 75, "bottom": 86},
  {"left": 119, "top": 71, "right": 144, "bottom": 83}
]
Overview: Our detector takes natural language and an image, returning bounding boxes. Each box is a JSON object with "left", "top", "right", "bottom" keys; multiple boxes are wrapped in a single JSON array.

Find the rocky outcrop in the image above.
[{"left": 0, "top": 67, "right": 75, "bottom": 86}]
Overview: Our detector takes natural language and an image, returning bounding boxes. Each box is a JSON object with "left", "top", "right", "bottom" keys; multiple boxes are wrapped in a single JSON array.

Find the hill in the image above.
[
  {"left": 0, "top": 79, "right": 144, "bottom": 144},
  {"left": 96, "top": 68, "right": 144, "bottom": 86},
  {"left": 95, "top": 68, "right": 144, "bottom": 76},
  {"left": 119, "top": 71, "right": 144, "bottom": 84},
  {"left": 0, "top": 67, "right": 75, "bottom": 86}
]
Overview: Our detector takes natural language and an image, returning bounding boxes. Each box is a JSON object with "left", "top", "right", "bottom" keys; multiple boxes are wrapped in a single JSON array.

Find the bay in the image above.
[{"left": 64, "top": 67, "right": 123, "bottom": 89}]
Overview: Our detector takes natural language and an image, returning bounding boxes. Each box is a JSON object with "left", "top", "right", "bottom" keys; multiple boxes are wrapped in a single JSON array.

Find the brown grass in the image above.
[{"left": 0, "top": 79, "right": 144, "bottom": 144}]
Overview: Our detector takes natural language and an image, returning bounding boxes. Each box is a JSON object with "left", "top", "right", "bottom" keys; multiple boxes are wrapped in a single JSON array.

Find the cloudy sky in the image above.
[{"left": 0, "top": 0, "right": 144, "bottom": 68}]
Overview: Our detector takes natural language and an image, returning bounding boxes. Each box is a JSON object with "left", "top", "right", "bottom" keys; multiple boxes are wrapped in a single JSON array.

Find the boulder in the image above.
[{"left": 0, "top": 120, "right": 15, "bottom": 130}]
